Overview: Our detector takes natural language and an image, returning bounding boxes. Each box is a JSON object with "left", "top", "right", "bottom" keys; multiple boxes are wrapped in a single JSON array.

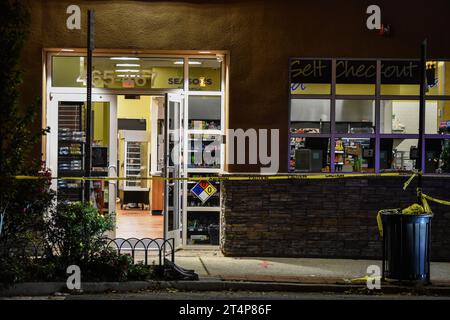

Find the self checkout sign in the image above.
[{"left": 191, "top": 180, "right": 217, "bottom": 203}]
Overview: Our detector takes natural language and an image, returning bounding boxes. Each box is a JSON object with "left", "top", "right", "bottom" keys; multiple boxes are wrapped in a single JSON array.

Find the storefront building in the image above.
[{"left": 18, "top": 0, "right": 450, "bottom": 259}]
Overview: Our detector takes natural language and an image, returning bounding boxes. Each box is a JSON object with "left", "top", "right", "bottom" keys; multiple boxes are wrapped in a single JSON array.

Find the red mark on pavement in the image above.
[{"left": 259, "top": 260, "right": 271, "bottom": 268}]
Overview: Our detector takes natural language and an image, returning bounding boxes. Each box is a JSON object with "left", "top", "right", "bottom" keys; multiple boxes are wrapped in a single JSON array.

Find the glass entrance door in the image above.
[
  {"left": 164, "top": 93, "right": 184, "bottom": 248},
  {"left": 47, "top": 93, "right": 118, "bottom": 236}
]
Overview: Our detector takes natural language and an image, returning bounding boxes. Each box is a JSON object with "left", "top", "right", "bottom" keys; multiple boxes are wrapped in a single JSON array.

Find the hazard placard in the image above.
[{"left": 191, "top": 180, "right": 217, "bottom": 203}]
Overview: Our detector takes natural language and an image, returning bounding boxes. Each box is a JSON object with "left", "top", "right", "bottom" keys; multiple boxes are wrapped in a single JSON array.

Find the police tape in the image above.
[
  {"left": 5, "top": 172, "right": 411, "bottom": 182},
  {"left": 377, "top": 170, "right": 450, "bottom": 237}
]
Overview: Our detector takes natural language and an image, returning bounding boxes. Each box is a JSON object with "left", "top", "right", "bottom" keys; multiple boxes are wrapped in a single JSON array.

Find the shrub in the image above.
[{"left": 45, "top": 202, "right": 114, "bottom": 264}]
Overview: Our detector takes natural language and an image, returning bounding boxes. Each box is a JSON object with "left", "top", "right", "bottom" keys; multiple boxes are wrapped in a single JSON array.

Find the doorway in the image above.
[
  {"left": 115, "top": 94, "right": 165, "bottom": 240},
  {"left": 45, "top": 50, "right": 226, "bottom": 249}
]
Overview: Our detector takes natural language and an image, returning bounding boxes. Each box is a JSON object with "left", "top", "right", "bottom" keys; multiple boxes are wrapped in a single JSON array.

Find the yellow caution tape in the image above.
[
  {"left": 4, "top": 172, "right": 409, "bottom": 182},
  {"left": 402, "top": 170, "right": 420, "bottom": 190},
  {"left": 346, "top": 275, "right": 382, "bottom": 284},
  {"left": 378, "top": 171, "right": 450, "bottom": 237}
]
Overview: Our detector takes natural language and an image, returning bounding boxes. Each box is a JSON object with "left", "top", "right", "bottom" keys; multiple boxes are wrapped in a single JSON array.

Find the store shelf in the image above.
[
  {"left": 186, "top": 207, "right": 221, "bottom": 212},
  {"left": 187, "top": 129, "right": 222, "bottom": 135},
  {"left": 187, "top": 168, "right": 221, "bottom": 173}
]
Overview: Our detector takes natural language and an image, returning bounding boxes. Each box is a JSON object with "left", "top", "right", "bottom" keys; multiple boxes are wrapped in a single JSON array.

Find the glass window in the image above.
[
  {"left": 290, "top": 137, "right": 330, "bottom": 173},
  {"left": 290, "top": 59, "right": 332, "bottom": 95},
  {"left": 335, "top": 100, "right": 375, "bottom": 134},
  {"left": 380, "top": 60, "right": 420, "bottom": 95},
  {"left": 380, "top": 100, "right": 419, "bottom": 134},
  {"left": 188, "top": 96, "right": 221, "bottom": 130},
  {"left": 188, "top": 134, "right": 221, "bottom": 169},
  {"left": 187, "top": 174, "right": 220, "bottom": 208},
  {"left": 380, "top": 138, "right": 419, "bottom": 172},
  {"left": 187, "top": 211, "right": 220, "bottom": 245},
  {"left": 188, "top": 58, "right": 221, "bottom": 91},
  {"left": 335, "top": 60, "right": 376, "bottom": 95},
  {"left": 290, "top": 99, "right": 330, "bottom": 134},
  {"left": 334, "top": 138, "right": 376, "bottom": 173},
  {"left": 425, "top": 139, "right": 450, "bottom": 174},
  {"left": 52, "top": 56, "right": 184, "bottom": 89},
  {"left": 426, "top": 61, "right": 450, "bottom": 96},
  {"left": 427, "top": 100, "right": 450, "bottom": 134}
]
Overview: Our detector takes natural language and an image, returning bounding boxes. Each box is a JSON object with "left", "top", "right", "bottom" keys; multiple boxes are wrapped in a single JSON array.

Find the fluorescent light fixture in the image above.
[
  {"left": 115, "top": 69, "right": 140, "bottom": 73},
  {"left": 173, "top": 61, "right": 202, "bottom": 65},
  {"left": 60, "top": 48, "right": 75, "bottom": 52},
  {"left": 110, "top": 57, "right": 140, "bottom": 61},
  {"left": 198, "top": 51, "right": 212, "bottom": 54},
  {"left": 115, "top": 63, "right": 141, "bottom": 67},
  {"left": 117, "top": 75, "right": 137, "bottom": 78}
]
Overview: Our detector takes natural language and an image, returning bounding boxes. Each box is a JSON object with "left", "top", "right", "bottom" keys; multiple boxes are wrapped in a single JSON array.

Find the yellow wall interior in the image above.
[
  {"left": 92, "top": 102, "right": 110, "bottom": 147},
  {"left": 117, "top": 95, "right": 152, "bottom": 190}
]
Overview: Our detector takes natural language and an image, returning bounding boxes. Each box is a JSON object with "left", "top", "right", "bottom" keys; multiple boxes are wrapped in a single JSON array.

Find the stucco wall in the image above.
[{"left": 20, "top": 0, "right": 450, "bottom": 172}]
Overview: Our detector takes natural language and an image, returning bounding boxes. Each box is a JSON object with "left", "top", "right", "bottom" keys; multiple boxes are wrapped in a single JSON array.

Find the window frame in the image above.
[{"left": 288, "top": 57, "right": 450, "bottom": 174}]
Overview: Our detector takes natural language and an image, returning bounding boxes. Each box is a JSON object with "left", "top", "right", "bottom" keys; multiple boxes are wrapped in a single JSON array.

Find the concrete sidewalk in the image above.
[{"left": 174, "top": 250, "right": 450, "bottom": 285}]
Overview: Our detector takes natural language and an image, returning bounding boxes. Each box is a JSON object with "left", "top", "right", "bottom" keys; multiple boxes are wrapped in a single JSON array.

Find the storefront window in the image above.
[
  {"left": 188, "top": 58, "right": 221, "bottom": 91},
  {"left": 288, "top": 57, "right": 450, "bottom": 174},
  {"left": 380, "top": 138, "right": 419, "bottom": 172},
  {"left": 425, "top": 139, "right": 450, "bottom": 174},
  {"left": 426, "top": 61, "right": 450, "bottom": 96},
  {"left": 427, "top": 100, "right": 450, "bottom": 134},
  {"left": 187, "top": 211, "right": 220, "bottom": 245},
  {"left": 380, "top": 100, "right": 419, "bottom": 134},
  {"left": 335, "top": 60, "right": 376, "bottom": 95},
  {"left": 188, "top": 96, "right": 221, "bottom": 130},
  {"left": 290, "top": 59, "right": 331, "bottom": 95},
  {"left": 290, "top": 99, "right": 330, "bottom": 133},
  {"left": 187, "top": 175, "right": 220, "bottom": 208},
  {"left": 52, "top": 56, "right": 184, "bottom": 89},
  {"left": 188, "top": 134, "right": 221, "bottom": 169},
  {"left": 335, "top": 100, "right": 375, "bottom": 134},
  {"left": 289, "top": 137, "right": 330, "bottom": 172},
  {"left": 334, "top": 138, "right": 375, "bottom": 173},
  {"left": 380, "top": 60, "right": 420, "bottom": 95}
]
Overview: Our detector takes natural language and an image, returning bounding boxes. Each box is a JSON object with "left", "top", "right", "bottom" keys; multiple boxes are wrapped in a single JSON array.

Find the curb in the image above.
[{"left": 2, "top": 280, "right": 450, "bottom": 297}]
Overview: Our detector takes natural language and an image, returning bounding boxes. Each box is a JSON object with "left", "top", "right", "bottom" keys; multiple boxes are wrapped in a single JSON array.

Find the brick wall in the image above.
[{"left": 220, "top": 176, "right": 450, "bottom": 261}]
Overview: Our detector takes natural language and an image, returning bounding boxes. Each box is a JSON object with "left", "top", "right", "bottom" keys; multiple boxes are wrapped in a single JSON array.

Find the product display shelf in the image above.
[{"left": 57, "top": 103, "right": 85, "bottom": 203}]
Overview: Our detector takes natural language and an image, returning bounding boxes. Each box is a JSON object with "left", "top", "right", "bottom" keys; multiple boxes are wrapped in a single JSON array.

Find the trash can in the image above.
[{"left": 381, "top": 209, "right": 433, "bottom": 284}]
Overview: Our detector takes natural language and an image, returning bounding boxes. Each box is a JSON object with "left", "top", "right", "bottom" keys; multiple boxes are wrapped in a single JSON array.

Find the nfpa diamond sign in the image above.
[{"left": 191, "top": 180, "right": 217, "bottom": 203}]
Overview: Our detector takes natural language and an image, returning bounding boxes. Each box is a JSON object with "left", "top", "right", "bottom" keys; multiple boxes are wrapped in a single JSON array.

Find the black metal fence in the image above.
[
  {"left": 0, "top": 237, "right": 175, "bottom": 266},
  {"left": 105, "top": 237, "right": 175, "bottom": 265}
]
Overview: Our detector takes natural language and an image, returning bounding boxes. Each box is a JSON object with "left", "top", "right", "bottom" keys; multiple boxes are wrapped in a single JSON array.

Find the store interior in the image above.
[
  {"left": 290, "top": 98, "right": 450, "bottom": 173},
  {"left": 53, "top": 54, "right": 224, "bottom": 244}
]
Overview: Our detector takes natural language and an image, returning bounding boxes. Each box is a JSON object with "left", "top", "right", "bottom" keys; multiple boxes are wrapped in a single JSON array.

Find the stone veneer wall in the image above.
[{"left": 220, "top": 176, "right": 450, "bottom": 261}]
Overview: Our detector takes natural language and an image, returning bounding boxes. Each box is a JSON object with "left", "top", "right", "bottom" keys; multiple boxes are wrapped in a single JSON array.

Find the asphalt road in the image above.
[{"left": 4, "top": 290, "right": 450, "bottom": 300}]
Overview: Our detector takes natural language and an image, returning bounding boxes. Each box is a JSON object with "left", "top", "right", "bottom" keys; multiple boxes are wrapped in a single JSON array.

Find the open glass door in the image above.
[
  {"left": 46, "top": 93, "right": 118, "bottom": 237},
  {"left": 164, "top": 93, "right": 184, "bottom": 249}
]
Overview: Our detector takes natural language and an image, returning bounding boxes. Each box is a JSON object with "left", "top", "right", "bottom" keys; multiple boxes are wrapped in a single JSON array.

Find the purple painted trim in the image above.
[
  {"left": 335, "top": 134, "right": 376, "bottom": 139},
  {"left": 379, "top": 134, "right": 418, "bottom": 139},
  {"left": 424, "top": 134, "right": 450, "bottom": 139},
  {"left": 290, "top": 133, "right": 331, "bottom": 138}
]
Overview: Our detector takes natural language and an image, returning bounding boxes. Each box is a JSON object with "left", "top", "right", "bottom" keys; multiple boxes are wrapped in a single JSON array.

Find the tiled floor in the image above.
[{"left": 116, "top": 208, "right": 163, "bottom": 239}]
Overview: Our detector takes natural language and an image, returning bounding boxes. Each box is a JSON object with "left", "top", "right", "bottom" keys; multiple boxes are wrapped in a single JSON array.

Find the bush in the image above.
[{"left": 45, "top": 202, "right": 114, "bottom": 264}]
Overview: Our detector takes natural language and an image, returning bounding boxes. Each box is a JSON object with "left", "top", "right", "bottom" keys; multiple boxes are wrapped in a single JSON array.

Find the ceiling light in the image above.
[
  {"left": 198, "top": 51, "right": 212, "bottom": 54},
  {"left": 115, "top": 63, "right": 141, "bottom": 67},
  {"left": 115, "top": 69, "right": 140, "bottom": 73},
  {"left": 110, "top": 57, "right": 140, "bottom": 61},
  {"left": 173, "top": 61, "right": 202, "bottom": 65},
  {"left": 60, "top": 48, "right": 75, "bottom": 52}
]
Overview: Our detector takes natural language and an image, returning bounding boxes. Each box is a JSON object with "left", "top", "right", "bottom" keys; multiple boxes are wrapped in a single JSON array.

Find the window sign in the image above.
[
  {"left": 381, "top": 60, "right": 420, "bottom": 84},
  {"left": 52, "top": 56, "right": 221, "bottom": 90},
  {"left": 336, "top": 60, "right": 376, "bottom": 84},
  {"left": 290, "top": 59, "right": 331, "bottom": 94}
]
